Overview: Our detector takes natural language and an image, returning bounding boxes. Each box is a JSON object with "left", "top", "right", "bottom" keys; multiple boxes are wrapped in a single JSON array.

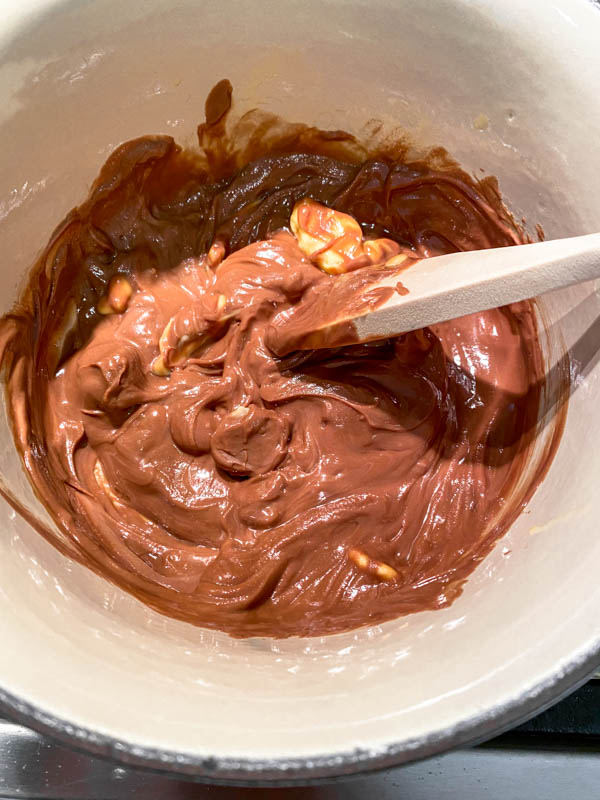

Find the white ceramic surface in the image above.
[{"left": 0, "top": 0, "right": 599, "bottom": 783}]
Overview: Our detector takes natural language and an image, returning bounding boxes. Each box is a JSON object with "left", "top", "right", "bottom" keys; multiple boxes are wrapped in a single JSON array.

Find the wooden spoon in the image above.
[{"left": 273, "top": 233, "right": 600, "bottom": 353}]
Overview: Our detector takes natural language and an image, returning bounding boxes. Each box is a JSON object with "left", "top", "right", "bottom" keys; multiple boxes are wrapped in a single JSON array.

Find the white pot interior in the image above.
[{"left": 0, "top": 0, "right": 599, "bottom": 780}]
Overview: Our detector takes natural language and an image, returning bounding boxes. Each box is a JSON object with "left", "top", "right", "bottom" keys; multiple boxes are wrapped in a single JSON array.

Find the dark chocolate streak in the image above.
[{"left": 0, "top": 84, "right": 564, "bottom": 637}]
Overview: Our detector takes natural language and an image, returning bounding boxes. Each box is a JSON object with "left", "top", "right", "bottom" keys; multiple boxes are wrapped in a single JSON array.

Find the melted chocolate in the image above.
[{"left": 0, "top": 84, "right": 564, "bottom": 637}]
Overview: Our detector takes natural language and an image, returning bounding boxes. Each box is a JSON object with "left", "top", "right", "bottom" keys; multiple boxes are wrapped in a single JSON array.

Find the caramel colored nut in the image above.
[
  {"left": 151, "top": 355, "right": 170, "bottom": 377},
  {"left": 385, "top": 253, "right": 411, "bottom": 269},
  {"left": 157, "top": 292, "right": 228, "bottom": 373},
  {"left": 373, "top": 561, "right": 399, "bottom": 581},
  {"left": 97, "top": 297, "right": 113, "bottom": 315},
  {"left": 290, "top": 198, "right": 364, "bottom": 275},
  {"left": 158, "top": 318, "right": 175, "bottom": 358},
  {"left": 229, "top": 404, "right": 249, "bottom": 418},
  {"left": 156, "top": 318, "right": 211, "bottom": 373},
  {"left": 348, "top": 547, "right": 398, "bottom": 581},
  {"left": 97, "top": 275, "right": 133, "bottom": 315},
  {"left": 158, "top": 318, "right": 193, "bottom": 368},
  {"left": 208, "top": 241, "right": 226, "bottom": 268},
  {"left": 363, "top": 238, "right": 402, "bottom": 263},
  {"left": 93, "top": 459, "right": 122, "bottom": 507},
  {"left": 170, "top": 335, "right": 206, "bottom": 367}
]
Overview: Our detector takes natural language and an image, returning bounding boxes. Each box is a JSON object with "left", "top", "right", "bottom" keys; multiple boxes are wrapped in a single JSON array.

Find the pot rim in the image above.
[{"left": 1, "top": 640, "right": 599, "bottom": 786}]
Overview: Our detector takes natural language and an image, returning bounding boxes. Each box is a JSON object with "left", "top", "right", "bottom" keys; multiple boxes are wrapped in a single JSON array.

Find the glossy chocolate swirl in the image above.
[{"left": 0, "top": 86, "right": 562, "bottom": 637}]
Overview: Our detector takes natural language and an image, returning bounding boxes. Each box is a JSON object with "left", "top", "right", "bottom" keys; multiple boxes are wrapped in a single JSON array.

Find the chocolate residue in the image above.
[
  {"left": 204, "top": 78, "right": 233, "bottom": 126},
  {"left": 0, "top": 85, "right": 565, "bottom": 638},
  {"left": 266, "top": 263, "right": 402, "bottom": 356}
]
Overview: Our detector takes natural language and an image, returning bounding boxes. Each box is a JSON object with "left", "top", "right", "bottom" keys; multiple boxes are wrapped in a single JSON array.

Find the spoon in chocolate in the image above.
[{"left": 270, "top": 199, "right": 600, "bottom": 354}]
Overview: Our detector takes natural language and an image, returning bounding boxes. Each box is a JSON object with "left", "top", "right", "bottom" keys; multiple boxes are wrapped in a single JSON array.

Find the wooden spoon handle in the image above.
[
  {"left": 274, "top": 233, "right": 600, "bottom": 353},
  {"left": 354, "top": 232, "right": 600, "bottom": 343}
]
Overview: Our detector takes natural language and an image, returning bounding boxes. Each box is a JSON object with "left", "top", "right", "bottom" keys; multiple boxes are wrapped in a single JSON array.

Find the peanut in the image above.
[
  {"left": 385, "top": 253, "right": 411, "bottom": 269},
  {"left": 158, "top": 318, "right": 175, "bottom": 360},
  {"left": 229, "top": 405, "right": 249, "bottom": 419},
  {"left": 93, "top": 459, "right": 122, "bottom": 507},
  {"left": 97, "top": 275, "right": 133, "bottom": 315},
  {"left": 348, "top": 547, "right": 399, "bottom": 581},
  {"left": 207, "top": 241, "right": 226, "bottom": 268},
  {"left": 363, "top": 238, "right": 402, "bottom": 264},
  {"left": 151, "top": 355, "right": 170, "bottom": 377},
  {"left": 155, "top": 312, "right": 220, "bottom": 375}
]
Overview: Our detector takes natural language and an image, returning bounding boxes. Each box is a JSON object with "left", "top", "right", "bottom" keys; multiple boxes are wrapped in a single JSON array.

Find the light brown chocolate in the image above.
[{"left": 0, "top": 85, "right": 565, "bottom": 637}]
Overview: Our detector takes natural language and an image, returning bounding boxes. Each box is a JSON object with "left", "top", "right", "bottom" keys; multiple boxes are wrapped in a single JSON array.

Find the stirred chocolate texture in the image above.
[{"left": 0, "top": 80, "right": 566, "bottom": 638}]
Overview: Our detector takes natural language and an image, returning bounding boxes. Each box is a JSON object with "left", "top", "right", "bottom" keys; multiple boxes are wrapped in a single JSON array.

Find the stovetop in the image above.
[{"left": 1, "top": 680, "right": 600, "bottom": 799}]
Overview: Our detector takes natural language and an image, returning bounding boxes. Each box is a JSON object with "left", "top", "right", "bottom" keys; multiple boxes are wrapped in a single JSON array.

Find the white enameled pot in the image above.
[{"left": 0, "top": 0, "right": 599, "bottom": 784}]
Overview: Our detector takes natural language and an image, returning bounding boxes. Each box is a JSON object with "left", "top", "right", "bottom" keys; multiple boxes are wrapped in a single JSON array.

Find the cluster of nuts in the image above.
[
  {"left": 348, "top": 547, "right": 399, "bottom": 582},
  {"left": 290, "top": 198, "right": 410, "bottom": 274}
]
